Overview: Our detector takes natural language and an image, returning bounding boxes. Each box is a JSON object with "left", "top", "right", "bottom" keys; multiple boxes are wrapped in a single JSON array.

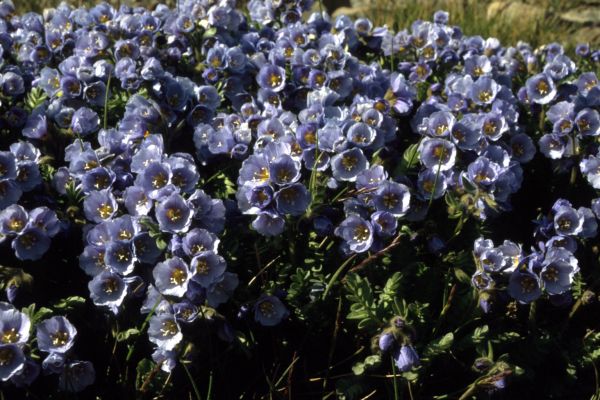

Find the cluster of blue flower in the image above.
[
  {"left": 0, "top": 0, "right": 598, "bottom": 394},
  {"left": 0, "top": 304, "right": 94, "bottom": 391},
  {"left": 472, "top": 197, "right": 599, "bottom": 307}
]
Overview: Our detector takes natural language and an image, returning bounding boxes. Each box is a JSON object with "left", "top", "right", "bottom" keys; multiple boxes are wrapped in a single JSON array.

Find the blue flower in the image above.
[
  {"left": 575, "top": 108, "right": 600, "bottom": 137},
  {"left": 346, "top": 122, "right": 376, "bottom": 147},
  {"left": 470, "top": 76, "right": 499, "bottom": 105},
  {"left": 36, "top": 316, "right": 77, "bottom": 354},
  {"left": 254, "top": 295, "right": 289, "bottom": 326},
  {"left": 11, "top": 227, "right": 51, "bottom": 261},
  {"left": 42, "top": 352, "right": 66, "bottom": 374},
  {"left": 182, "top": 228, "right": 219, "bottom": 257},
  {"left": 394, "top": 345, "right": 420, "bottom": 372},
  {"left": 104, "top": 240, "right": 137, "bottom": 275},
  {"left": 2, "top": 72, "right": 25, "bottom": 96},
  {"left": 417, "top": 168, "right": 447, "bottom": 200},
  {"left": 378, "top": 332, "right": 395, "bottom": 352},
  {"left": 252, "top": 211, "right": 286, "bottom": 236},
  {"left": 540, "top": 248, "right": 578, "bottom": 295},
  {"left": 0, "top": 344, "right": 25, "bottom": 381},
  {"left": 371, "top": 211, "right": 398, "bottom": 237},
  {"left": 88, "top": 271, "right": 127, "bottom": 314},
  {"left": 58, "top": 361, "right": 95, "bottom": 392},
  {"left": 206, "top": 272, "right": 239, "bottom": 308},
  {"left": 123, "top": 186, "right": 152, "bottom": 216},
  {"left": 148, "top": 313, "right": 182, "bottom": 351},
  {"left": 0, "top": 309, "right": 30, "bottom": 345},
  {"left": 553, "top": 205, "right": 583, "bottom": 236},
  {"left": 10, "top": 358, "right": 39, "bottom": 387},
  {"left": 334, "top": 215, "right": 374, "bottom": 253},
  {"left": 269, "top": 155, "right": 301, "bottom": 185},
  {"left": 507, "top": 269, "right": 542, "bottom": 303},
  {"left": 0, "top": 152, "right": 17, "bottom": 181},
  {"left": 525, "top": 73, "right": 556, "bottom": 104},
  {"left": 466, "top": 157, "right": 501, "bottom": 187},
  {"left": 372, "top": 181, "right": 411, "bottom": 216},
  {"left": 419, "top": 138, "right": 456, "bottom": 171},
  {"left": 191, "top": 251, "right": 227, "bottom": 288},
  {"left": 0, "top": 180, "right": 22, "bottom": 209},
  {"left": 153, "top": 257, "right": 191, "bottom": 297},
  {"left": 331, "top": 148, "right": 369, "bottom": 182},
  {"left": 539, "top": 133, "right": 569, "bottom": 159},
  {"left": 274, "top": 183, "right": 311, "bottom": 216},
  {"left": 426, "top": 111, "right": 455, "bottom": 138},
  {"left": 156, "top": 193, "right": 192, "bottom": 234},
  {"left": 0, "top": 205, "right": 28, "bottom": 235},
  {"left": 257, "top": 64, "right": 286, "bottom": 92},
  {"left": 152, "top": 348, "right": 177, "bottom": 373},
  {"left": 510, "top": 134, "right": 536, "bottom": 163},
  {"left": 83, "top": 189, "right": 118, "bottom": 224},
  {"left": 71, "top": 107, "right": 100, "bottom": 136}
]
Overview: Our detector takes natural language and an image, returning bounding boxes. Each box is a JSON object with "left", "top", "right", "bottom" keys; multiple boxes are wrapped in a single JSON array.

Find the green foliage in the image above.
[
  {"left": 21, "top": 303, "right": 53, "bottom": 326},
  {"left": 135, "top": 358, "right": 172, "bottom": 394},
  {"left": 24, "top": 87, "right": 48, "bottom": 112},
  {"left": 345, "top": 272, "right": 392, "bottom": 329},
  {"left": 395, "top": 143, "right": 420, "bottom": 175},
  {"left": 52, "top": 296, "right": 86, "bottom": 312},
  {"left": 423, "top": 332, "right": 454, "bottom": 358},
  {"left": 352, "top": 354, "right": 381, "bottom": 376}
]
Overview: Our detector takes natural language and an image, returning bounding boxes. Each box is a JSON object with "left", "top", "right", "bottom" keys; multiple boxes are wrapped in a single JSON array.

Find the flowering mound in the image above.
[{"left": 0, "top": 0, "right": 599, "bottom": 397}]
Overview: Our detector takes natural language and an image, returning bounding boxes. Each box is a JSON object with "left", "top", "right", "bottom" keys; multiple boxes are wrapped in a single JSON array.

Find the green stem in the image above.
[
  {"left": 322, "top": 254, "right": 357, "bottom": 299},
  {"left": 391, "top": 356, "right": 400, "bottom": 400},
  {"left": 458, "top": 383, "right": 478, "bottom": 400},
  {"left": 126, "top": 299, "right": 161, "bottom": 362},
  {"left": 103, "top": 73, "right": 112, "bottom": 130},
  {"left": 427, "top": 146, "right": 445, "bottom": 211},
  {"left": 182, "top": 361, "right": 203, "bottom": 400},
  {"left": 206, "top": 370, "right": 214, "bottom": 400}
]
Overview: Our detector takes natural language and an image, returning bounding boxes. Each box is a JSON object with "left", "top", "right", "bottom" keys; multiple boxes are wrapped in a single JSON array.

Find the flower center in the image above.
[
  {"left": 341, "top": 155, "right": 357, "bottom": 171},
  {"left": 51, "top": 331, "right": 70, "bottom": 347},
  {"left": 166, "top": 208, "right": 182, "bottom": 222},
  {"left": 98, "top": 203, "right": 114, "bottom": 219},
  {"left": 259, "top": 301, "right": 275, "bottom": 317},
  {"left": 0, "top": 348, "right": 14, "bottom": 366},
  {"left": 478, "top": 90, "right": 492, "bottom": 102},
  {"left": 195, "top": 260, "right": 209, "bottom": 275},
  {"left": 103, "top": 277, "right": 118, "bottom": 293},
  {"left": 170, "top": 268, "right": 187, "bottom": 285},
  {"left": 2, "top": 329, "right": 19, "bottom": 344},
  {"left": 353, "top": 225, "right": 370, "bottom": 242},
  {"left": 253, "top": 167, "right": 270, "bottom": 183},
  {"left": 536, "top": 80, "right": 549, "bottom": 95},
  {"left": 151, "top": 173, "right": 167, "bottom": 189},
  {"left": 269, "top": 73, "right": 282, "bottom": 88},
  {"left": 160, "top": 320, "right": 178, "bottom": 337}
]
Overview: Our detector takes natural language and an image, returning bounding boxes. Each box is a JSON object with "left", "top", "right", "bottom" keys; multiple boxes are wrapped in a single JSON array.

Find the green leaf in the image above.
[
  {"left": 116, "top": 328, "right": 140, "bottom": 342},
  {"left": 453, "top": 268, "right": 471, "bottom": 284},
  {"left": 24, "top": 87, "right": 48, "bottom": 112},
  {"left": 379, "top": 272, "right": 402, "bottom": 305},
  {"left": 52, "top": 296, "right": 86, "bottom": 312},
  {"left": 396, "top": 143, "right": 420, "bottom": 174},
  {"left": 336, "top": 377, "right": 369, "bottom": 400},
  {"left": 364, "top": 354, "right": 381, "bottom": 367},
  {"left": 155, "top": 237, "right": 168, "bottom": 251},
  {"left": 352, "top": 361, "right": 365, "bottom": 375},
  {"left": 344, "top": 273, "right": 382, "bottom": 329},
  {"left": 135, "top": 358, "right": 155, "bottom": 391},
  {"left": 472, "top": 325, "right": 489, "bottom": 344},
  {"left": 424, "top": 332, "right": 454, "bottom": 357},
  {"left": 22, "top": 304, "right": 53, "bottom": 325}
]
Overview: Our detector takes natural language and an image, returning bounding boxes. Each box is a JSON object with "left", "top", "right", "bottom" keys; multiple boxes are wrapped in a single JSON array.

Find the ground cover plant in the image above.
[{"left": 0, "top": 0, "right": 599, "bottom": 398}]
